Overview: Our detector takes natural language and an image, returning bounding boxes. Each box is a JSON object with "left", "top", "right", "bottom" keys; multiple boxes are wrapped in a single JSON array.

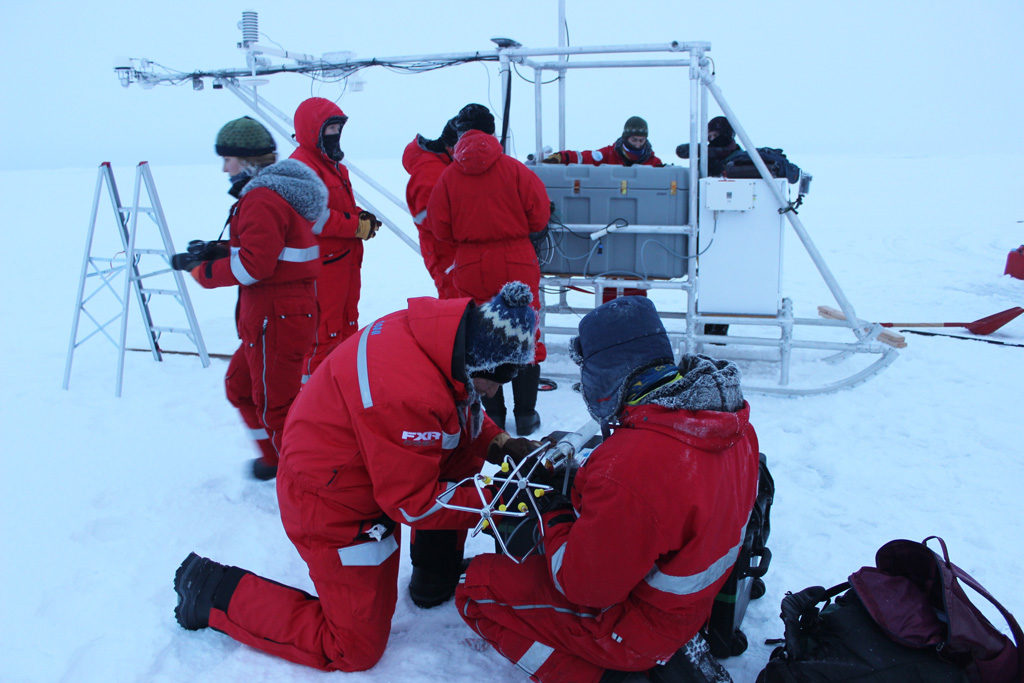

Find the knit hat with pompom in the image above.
[{"left": 464, "top": 281, "right": 537, "bottom": 377}]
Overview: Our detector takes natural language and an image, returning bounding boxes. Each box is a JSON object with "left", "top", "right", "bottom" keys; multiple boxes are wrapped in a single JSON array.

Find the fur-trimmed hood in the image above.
[
  {"left": 241, "top": 158, "right": 328, "bottom": 222},
  {"left": 642, "top": 354, "right": 744, "bottom": 413}
]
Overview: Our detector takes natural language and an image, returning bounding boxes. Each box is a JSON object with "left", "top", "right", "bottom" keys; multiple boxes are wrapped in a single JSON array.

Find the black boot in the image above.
[
  {"left": 512, "top": 364, "right": 541, "bottom": 436},
  {"left": 480, "top": 388, "right": 506, "bottom": 431},
  {"left": 409, "top": 530, "right": 466, "bottom": 608},
  {"left": 647, "top": 632, "right": 732, "bottom": 683},
  {"left": 173, "top": 553, "right": 246, "bottom": 630},
  {"left": 250, "top": 458, "right": 277, "bottom": 481}
]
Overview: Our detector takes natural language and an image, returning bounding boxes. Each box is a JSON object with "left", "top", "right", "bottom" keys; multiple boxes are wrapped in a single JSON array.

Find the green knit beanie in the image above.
[
  {"left": 622, "top": 116, "right": 648, "bottom": 138},
  {"left": 215, "top": 116, "right": 277, "bottom": 157}
]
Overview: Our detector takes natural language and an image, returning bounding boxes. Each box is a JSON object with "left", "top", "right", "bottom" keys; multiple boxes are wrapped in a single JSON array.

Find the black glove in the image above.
[
  {"left": 675, "top": 143, "right": 691, "bottom": 159},
  {"left": 171, "top": 239, "right": 229, "bottom": 271},
  {"left": 486, "top": 433, "right": 542, "bottom": 465},
  {"left": 535, "top": 490, "right": 575, "bottom": 530},
  {"left": 170, "top": 252, "right": 203, "bottom": 271},
  {"left": 356, "top": 211, "right": 381, "bottom": 239}
]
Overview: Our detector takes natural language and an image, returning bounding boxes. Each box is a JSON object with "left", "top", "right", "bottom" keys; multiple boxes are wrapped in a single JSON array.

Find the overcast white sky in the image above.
[{"left": 2, "top": 0, "right": 1022, "bottom": 171}]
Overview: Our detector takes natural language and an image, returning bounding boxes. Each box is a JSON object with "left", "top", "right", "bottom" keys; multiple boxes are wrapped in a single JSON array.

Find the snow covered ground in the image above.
[
  {"left": 1, "top": 150, "right": 1022, "bottom": 682},
  {"left": 2, "top": 1, "right": 1024, "bottom": 679}
]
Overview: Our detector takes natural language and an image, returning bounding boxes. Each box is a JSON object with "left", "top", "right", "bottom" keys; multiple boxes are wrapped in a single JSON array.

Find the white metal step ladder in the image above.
[{"left": 63, "top": 162, "right": 210, "bottom": 396}]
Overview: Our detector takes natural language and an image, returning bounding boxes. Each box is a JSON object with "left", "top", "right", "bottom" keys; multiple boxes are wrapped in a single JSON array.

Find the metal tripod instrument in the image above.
[{"left": 435, "top": 420, "right": 600, "bottom": 563}]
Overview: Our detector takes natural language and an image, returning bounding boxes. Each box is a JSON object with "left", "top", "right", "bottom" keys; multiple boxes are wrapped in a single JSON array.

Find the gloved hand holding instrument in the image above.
[
  {"left": 435, "top": 420, "right": 600, "bottom": 562},
  {"left": 170, "top": 239, "right": 230, "bottom": 271},
  {"left": 355, "top": 211, "right": 381, "bottom": 240}
]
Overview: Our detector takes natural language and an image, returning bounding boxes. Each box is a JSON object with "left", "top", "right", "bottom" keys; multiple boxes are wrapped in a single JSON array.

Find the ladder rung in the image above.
[
  {"left": 151, "top": 326, "right": 191, "bottom": 335},
  {"left": 134, "top": 248, "right": 168, "bottom": 255},
  {"left": 119, "top": 206, "right": 156, "bottom": 215},
  {"left": 142, "top": 288, "right": 181, "bottom": 296}
]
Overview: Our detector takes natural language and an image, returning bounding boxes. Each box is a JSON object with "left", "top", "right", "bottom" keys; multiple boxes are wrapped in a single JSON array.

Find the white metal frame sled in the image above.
[{"left": 113, "top": 6, "right": 900, "bottom": 395}]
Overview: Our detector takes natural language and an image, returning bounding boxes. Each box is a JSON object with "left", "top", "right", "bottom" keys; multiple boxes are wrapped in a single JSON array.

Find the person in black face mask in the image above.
[
  {"left": 675, "top": 115, "right": 741, "bottom": 178},
  {"left": 290, "top": 98, "right": 381, "bottom": 381}
]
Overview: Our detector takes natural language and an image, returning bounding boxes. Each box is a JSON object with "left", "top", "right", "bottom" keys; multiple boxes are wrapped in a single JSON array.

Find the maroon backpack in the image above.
[
  {"left": 850, "top": 536, "right": 1022, "bottom": 682},
  {"left": 758, "top": 536, "right": 1022, "bottom": 683}
]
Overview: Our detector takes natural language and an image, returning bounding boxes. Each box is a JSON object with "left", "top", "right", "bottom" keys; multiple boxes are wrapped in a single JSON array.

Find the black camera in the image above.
[{"left": 171, "top": 240, "right": 229, "bottom": 271}]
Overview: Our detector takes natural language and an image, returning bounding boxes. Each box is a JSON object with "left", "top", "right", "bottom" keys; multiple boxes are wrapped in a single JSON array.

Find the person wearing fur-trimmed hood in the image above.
[
  {"left": 171, "top": 115, "right": 326, "bottom": 480},
  {"left": 455, "top": 295, "right": 760, "bottom": 682}
]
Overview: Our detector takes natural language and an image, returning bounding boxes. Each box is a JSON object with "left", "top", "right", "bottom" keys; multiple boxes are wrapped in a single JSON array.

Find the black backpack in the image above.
[
  {"left": 704, "top": 452, "right": 775, "bottom": 658},
  {"left": 757, "top": 537, "right": 1024, "bottom": 683},
  {"left": 722, "top": 147, "right": 802, "bottom": 184}
]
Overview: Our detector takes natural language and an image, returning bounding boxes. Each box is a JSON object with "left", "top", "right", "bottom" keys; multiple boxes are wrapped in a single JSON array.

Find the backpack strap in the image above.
[{"left": 924, "top": 536, "right": 1024, "bottom": 678}]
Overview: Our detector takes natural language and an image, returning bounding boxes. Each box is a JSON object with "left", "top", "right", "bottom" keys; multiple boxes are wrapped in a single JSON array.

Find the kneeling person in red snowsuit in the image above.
[
  {"left": 172, "top": 116, "right": 326, "bottom": 481},
  {"left": 455, "top": 296, "right": 761, "bottom": 683},
  {"left": 172, "top": 282, "right": 546, "bottom": 672}
]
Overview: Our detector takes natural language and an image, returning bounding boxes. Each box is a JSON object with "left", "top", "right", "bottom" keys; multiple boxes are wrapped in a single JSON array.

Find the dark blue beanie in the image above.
[
  {"left": 465, "top": 282, "right": 536, "bottom": 375},
  {"left": 454, "top": 103, "right": 496, "bottom": 137},
  {"left": 570, "top": 296, "right": 675, "bottom": 421}
]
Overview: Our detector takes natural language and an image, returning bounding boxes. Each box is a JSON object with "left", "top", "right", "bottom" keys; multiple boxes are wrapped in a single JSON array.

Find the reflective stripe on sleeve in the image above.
[
  {"left": 399, "top": 485, "right": 456, "bottom": 523},
  {"left": 413, "top": 208, "right": 427, "bottom": 225},
  {"left": 592, "top": 150, "right": 604, "bottom": 162},
  {"left": 278, "top": 245, "right": 319, "bottom": 262},
  {"left": 337, "top": 536, "right": 398, "bottom": 566},
  {"left": 248, "top": 427, "right": 269, "bottom": 440},
  {"left": 516, "top": 641, "right": 554, "bottom": 675},
  {"left": 442, "top": 430, "right": 460, "bottom": 449},
  {"left": 230, "top": 247, "right": 258, "bottom": 285},
  {"left": 644, "top": 537, "right": 743, "bottom": 596},
  {"left": 548, "top": 542, "right": 568, "bottom": 596},
  {"left": 356, "top": 324, "right": 374, "bottom": 408}
]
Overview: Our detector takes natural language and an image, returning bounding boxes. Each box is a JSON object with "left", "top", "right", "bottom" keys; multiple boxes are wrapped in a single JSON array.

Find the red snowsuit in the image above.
[
  {"left": 402, "top": 138, "right": 456, "bottom": 297},
  {"left": 290, "top": 97, "right": 366, "bottom": 378},
  {"left": 206, "top": 296, "right": 503, "bottom": 671},
  {"left": 427, "top": 129, "right": 551, "bottom": 361},
  {"left": 192, "top": 159, "right": 325, "bottom": 468},
  {"left": 456, "top": 402, "right": 760, "bottom": 683},
  {"left": 555, "top": 142, "right": 663, "bottom": 167}
]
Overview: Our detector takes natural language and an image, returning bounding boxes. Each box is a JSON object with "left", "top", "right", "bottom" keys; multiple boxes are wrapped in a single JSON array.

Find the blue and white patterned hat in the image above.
[{"left": 465, "top": 281, "right": 536, "bottom": 375}]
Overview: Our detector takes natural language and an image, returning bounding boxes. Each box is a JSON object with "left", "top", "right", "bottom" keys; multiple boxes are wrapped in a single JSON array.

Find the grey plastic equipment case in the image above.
[{"left": 531, "top": 164, "right": 690, "bottom": 279}]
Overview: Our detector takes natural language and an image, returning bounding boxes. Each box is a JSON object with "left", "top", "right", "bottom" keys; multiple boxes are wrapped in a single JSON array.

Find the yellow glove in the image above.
[
  {"left": 542, "top": 152, "right": 563, "bottom": 164},
  {"left": 356, "top": 211, "right": 381, "bottom": 240}
]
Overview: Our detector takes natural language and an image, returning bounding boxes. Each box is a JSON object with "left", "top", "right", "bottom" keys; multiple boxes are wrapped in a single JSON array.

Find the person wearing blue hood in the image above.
[{"left": 456, "top": 296, "right": 760, "bottom": 683}]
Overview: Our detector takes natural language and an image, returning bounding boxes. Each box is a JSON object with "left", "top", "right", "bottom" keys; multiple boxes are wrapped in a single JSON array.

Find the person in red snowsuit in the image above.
[
  {"left": 402, "top": 118, "right": 458, "bottom": 297},
  {"left": 171, "top": 116, "right": 326, "bottom": 481},
  {"left": 427, "top": 103, "right": 551, "bottom": 436},
  {"left": 172, "top": 282, "right": 545, "bottom": 672},
  {"left": 290, "top": 97, "right": 380, "bottom": 381},
  {"left": 543, "top": 115, "right": 664, "bottom": 167},
  {"left": 455, "top": 296, "right": 760, "bottom": 683}
]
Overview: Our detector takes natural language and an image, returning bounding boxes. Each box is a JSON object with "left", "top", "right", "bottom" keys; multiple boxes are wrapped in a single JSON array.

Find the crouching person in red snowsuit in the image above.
[
  {"left": 172, "top": 116, "right": 326, "bottom": 481},
  {"left": 290, "top": 97, "right": 381, "bottom": 381},
  {"left": 403, "top": 116, "right": 458, "bottom": 297},
  {"left": 455, "top": 296, "right": 761, "bottom": 683},
  {"left": 172, "top": 282, "right": 546, "bottom": 672}
]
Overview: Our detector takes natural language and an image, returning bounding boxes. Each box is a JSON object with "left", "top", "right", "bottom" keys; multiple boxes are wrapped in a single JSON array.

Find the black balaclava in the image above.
[{"left": 319, "top": 115, "right": 348, "bottom": 162}]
